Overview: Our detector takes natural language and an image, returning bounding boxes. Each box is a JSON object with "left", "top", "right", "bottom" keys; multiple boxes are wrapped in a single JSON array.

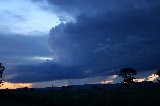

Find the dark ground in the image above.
[{"left": 0, "top": 88, "right": 160, "bottom": 106}]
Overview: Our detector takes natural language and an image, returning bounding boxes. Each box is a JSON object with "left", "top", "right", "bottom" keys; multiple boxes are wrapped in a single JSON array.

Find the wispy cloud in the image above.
[{"left": 0, "top": 0, "right": 60, "bottom": 35}]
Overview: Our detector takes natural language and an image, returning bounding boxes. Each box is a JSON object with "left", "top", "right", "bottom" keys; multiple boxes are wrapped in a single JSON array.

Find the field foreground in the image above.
[{"left": 0, "top": 88, "right": 160, "bottom": 106}]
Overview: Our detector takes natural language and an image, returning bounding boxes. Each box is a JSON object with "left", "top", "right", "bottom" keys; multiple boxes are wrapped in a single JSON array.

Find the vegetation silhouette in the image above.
[
  {"left": 119, "top": 68, "right": 137, "bottom": 88},
  {"left": 61, "top": 85, "right": 72, "bottom": 90},
  {"left": 1, "top": 66, "right": 160, "bottom": 106},
  {"left": 156, "top": 69, "right": 160, "bottom": 83},
  {"left": 0, "top": 63, "right": 5, "bottom": 87},
  {"left": 23, "top": 86, "right": 29, "bottom": 91},
  {"left": 0, "top": 63, "right": 5, "bottom": 78},
  {"left": 92, "top": 85, "right": 102, "bottom": 90}
]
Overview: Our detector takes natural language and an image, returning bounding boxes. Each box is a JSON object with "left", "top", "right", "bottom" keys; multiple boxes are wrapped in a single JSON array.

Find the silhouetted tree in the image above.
[
  {"left": 23, "top": 86, "right": 29, "bottom": 91},
  {"left": 61, "top": 85, "right": 72, "bottom": 90},
  {"left": 155, "top": 69, "right": 160, "bottom": 83},
  {"left": 92, "top": 86, "right": 99, "bottom": 89},
  {"left": 66, "top": 85, "right": 72, "bottom": 89},
  {"left": 61, "top": 86, "right": 66, "bottom": 90},
  {"left": 0, "top": 63, "right": 5, "bottom": 78},
  {"left": 119, "top": 68, "right": 137, "bottom": 88},
  {"left": 0, "top": 63, "right": 5, "bottom": 87}
]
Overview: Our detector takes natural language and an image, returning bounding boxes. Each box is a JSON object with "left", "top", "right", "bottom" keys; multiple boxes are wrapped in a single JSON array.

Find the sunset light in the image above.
[
  {"left": 134, "top": 78, "right": 145, "bottom": 82},
  {"left": 0, "top": 82, "right": 32, "bottom": 89},
  {"left": 0, "top": 0, "right": 160, "bottom": 105},
  {"left": 100, "top": 80, "right": 113, "bottom": 84},
  {"left": 147, "top": 74, "right": 159, "bottom": 81},
  {"left": 133, "top": 74, "right": 159, "bottom": 82}
]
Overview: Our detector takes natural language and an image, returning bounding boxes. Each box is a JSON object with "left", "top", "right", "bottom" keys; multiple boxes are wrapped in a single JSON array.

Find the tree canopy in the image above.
[{"left": 119, "top": 68, "right": 137, "bottom": 88}]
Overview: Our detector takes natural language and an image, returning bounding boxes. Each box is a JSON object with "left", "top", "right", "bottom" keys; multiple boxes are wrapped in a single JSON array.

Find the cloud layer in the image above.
[
  {"left": 49, "top": 0, "right": 160, "bottom": 71},
  {"left": 8, "top": 0, "right": 160, "bottom": 83}
]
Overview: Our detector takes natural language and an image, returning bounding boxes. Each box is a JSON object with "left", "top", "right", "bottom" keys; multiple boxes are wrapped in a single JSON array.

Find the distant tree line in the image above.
[
  {"left": 1, "top": 62, "right": 160, "bottom": 89},
  {"left": 60, "top": 67, "right": 160, "bottom": 90}
]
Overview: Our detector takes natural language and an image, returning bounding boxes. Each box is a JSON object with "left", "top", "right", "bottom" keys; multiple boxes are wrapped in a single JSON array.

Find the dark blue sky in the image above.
[{"left": 0, "top": 0, "right": 160, "bottom": 86}]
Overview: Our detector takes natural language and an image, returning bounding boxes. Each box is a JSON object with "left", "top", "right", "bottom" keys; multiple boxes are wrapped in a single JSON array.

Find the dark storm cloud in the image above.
[
  {"left": 48, "top": 1, "right": 160, "bottom": 74},
  {"left": 8, "top": 62, "right": 91, "bottom": 83},
  {"left": 10, "top": 0, "right": 160, "bottom": 82},
  {"left": 45, "top": 0, "right": 160, "bottom": 16}
]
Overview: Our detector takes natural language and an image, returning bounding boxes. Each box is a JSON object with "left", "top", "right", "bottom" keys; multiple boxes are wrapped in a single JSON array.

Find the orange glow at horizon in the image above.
[
  {"left": 132, "top": 74, "right": 159, "bottom": 82},
  {"left": 147, "top": 74, "right": 158, "bottom": 81},
  {"left": 134, "top": 78, "right": 145, "bottom": 82},
  {"left": 100, "top": 80, "right": 113, "bottom": 84},
  {"left": 0, "top": 82, "right": 32, "bottom": 89}
]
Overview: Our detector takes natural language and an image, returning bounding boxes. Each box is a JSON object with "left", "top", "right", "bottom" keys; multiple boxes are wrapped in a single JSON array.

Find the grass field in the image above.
[{"left": 0, "top": 88, "right": 160, "bottom": 106}]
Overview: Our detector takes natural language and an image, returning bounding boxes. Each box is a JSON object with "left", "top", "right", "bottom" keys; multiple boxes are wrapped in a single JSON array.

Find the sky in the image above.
[{"left": 0, "top": 0, "right": 160, "bottom": 88}]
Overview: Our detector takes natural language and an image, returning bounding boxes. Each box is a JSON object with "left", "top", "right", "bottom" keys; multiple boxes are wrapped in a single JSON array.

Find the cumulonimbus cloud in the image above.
[{"left": 8, "top": 0, "right": 160, "bottom": 83}]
